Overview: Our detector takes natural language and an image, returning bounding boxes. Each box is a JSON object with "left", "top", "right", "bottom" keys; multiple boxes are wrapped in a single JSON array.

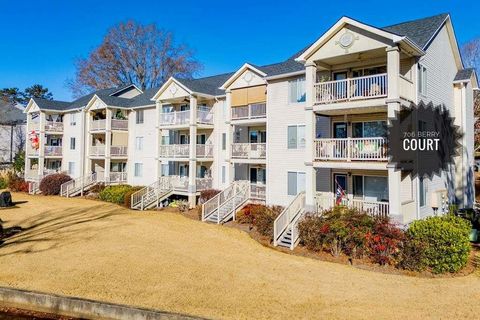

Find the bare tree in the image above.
[
  {"left": 68, "top": 20, "right": 202, "bottom": 97},
  {"left": 461, "top": 37, "right": 480, "bottom": 73}
]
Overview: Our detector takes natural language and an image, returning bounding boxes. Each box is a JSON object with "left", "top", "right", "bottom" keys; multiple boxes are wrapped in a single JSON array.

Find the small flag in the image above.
[{"left": 335, "top": 178, "right": 345, "bottom": 205}]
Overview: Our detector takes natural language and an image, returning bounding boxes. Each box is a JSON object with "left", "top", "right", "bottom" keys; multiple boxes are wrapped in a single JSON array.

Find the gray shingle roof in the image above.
[
  {"left": 176, "top": 72, "right": 235, "bottom": 96},
  {"left": 31, "top": 98, "right": 71, "bottom": 111},
  {"left": 454, "top": 68, "right": 476, "bottom": 81},
  {"left": 0, "top": 102, "right": 26, "bottom": 125},
  {"left": 382, "top": 13, "right": 449, "bottom": 49}
]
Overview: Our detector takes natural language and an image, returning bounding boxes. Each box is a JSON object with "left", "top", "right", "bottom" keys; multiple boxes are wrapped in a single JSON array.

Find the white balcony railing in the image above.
[
  {"left": 250, "top": 184, "right": 266, "bottom": 200},
  {"left": 45, "top": 121, "right": 63, "bottom": 132},
  {"left": 159, "top": 111, "right": 190, "bottom": 126},
  {"left": 91, "top": 119, "right": 106, "bottom": 131},
  {"left": 197, "top": 109, "right": 214, "bottom": 125},
  {"left": 196, "top": 144, "right": 214, "bottom": 158},
  {"left": 111, "top": 119, "right": 128, "bottom": 130},
  {"left": 196, "top": 177, "right": 213, "bottom": 191},
  {"left": 44, "top": 146, "right": 62, "bottom": 157},
  {"left": 111, "top": 146, "right": 128, "bottom": 157},
  {"left": 314, "top": 137, "right": 387, "bottom": 161},
  {"left": 90, "top": 145, "right": 106, "bottom": 156},
  {"left": 159, "top": 144, "right": 189, "bottom": 158},
  {"left": 231, "top": 103, "right": 266, "bottom": 120},
  {"left": 314, "top": 73, "right": 387, "bottom": 104},
  {"left": 316, "top": 193, "right": 389, "bottom": 218},
  {"left": 108, "top": 172, "right": 127, "bottom": 183},
  {"left": 231, "top": 143, "right": 266, "bottom": 160}
]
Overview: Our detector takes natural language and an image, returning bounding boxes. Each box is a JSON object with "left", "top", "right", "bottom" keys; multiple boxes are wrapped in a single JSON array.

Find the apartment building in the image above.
[{"left": 24, "top": 14, "right": 477, "bottom": 234}]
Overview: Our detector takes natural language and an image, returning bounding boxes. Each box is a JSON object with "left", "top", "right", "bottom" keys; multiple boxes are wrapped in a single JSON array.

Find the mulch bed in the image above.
[{"left": 0, "top": 307, "right": 80, "bottom": 319}]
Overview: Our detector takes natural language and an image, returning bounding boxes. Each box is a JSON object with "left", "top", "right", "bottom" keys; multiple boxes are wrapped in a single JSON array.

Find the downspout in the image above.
[{"left": 10, "top": 124, "right": 14, "bottom": 163}]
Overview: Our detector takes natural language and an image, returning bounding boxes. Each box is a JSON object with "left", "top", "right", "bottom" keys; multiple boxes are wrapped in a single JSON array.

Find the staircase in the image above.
[
  {"left": 201, "top": 180, "right": 250, "bottom": 224},
  {"left": 130, "top": 177, "right": 173, "bottom": 210},
  {"left": 273, "top": 192, "right": 306, "bottom": 250},
  {"left": 60, "top": 173, "right": 98, "bottom": 198}
]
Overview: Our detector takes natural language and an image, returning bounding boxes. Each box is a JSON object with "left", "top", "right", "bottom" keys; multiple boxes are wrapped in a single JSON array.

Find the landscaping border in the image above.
[{"left": 0, "top": 286, "right": 206, "bottom": 320}]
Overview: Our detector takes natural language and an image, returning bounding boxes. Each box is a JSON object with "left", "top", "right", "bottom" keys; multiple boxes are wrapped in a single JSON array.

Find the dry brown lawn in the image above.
[{"left": 0, "top": 192, "right": 479, "bottom": 320}]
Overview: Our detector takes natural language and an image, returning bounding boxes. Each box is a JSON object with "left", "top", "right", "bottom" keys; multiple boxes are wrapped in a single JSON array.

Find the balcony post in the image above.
[
  {"left": 305, "top": 62, "right": 317, "bottom": 210},
  {"left": 386, "top": 46, "right": 402, "bottom": 219},
  {"left": 38, "top": 112, "right": 46, "bottom": 177},
  {"left": 188, "top": 95, "right": 197, "bottom": 208},
  {"left": 105, "top": 108, "right": 112, "bottom": 184},
  {"left": 225, "top": 90, "right": 235, "bottom": 185},
  {"left": 155, "top": 101, "right": 162, "bottom": 180}
]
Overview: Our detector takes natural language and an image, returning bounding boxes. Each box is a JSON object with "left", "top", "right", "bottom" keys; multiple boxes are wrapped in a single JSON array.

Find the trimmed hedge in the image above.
[
  {"left": 39, "top": 173, "right": 72, "bottom": 195},
  {"left": 406, "top": 215, "right": 471, "bottom": 273},
  {"left": 99, "top": 185, "right": 135, "bottom": 205}
]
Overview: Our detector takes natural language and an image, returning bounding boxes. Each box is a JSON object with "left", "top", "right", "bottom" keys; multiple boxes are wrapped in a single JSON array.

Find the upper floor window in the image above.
[
  {"left": 70, "top": 113, "right": 76, "bottom": 126},
  {"left": 288, "top": 77, "right": 306, "bottom": 103},
  {"left": 287, "top": 125, "right": 305, "bottom": 149},
  {"left": 134, "top": 163, "right": 143, "bottom": 177},
  {"left": 135, "top": 137, "right": 143, "bottom": 151},
  {"left": 222, "top": 133, "right": 226, "bottom": 150},
  {"left": 418, "top": 64, "right": 427, "bottom": 95},
  {"left": 136, "top": 110, "right": 144, "bottom": 124},
  {"left": 287, "top": 171, "right": 306, "bottom": 196},
  {"left": 70, "top": 137, "right": 76, "bottom": 150}
]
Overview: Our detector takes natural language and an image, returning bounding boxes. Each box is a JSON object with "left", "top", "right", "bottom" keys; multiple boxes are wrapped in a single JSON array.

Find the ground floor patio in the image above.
[{"left": 0, "top": 193, "right": 479, "bottom": 319}]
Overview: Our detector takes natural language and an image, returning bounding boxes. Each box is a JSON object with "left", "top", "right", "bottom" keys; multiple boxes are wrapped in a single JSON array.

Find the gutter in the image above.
[{"left": 265, "top": 70, "right": 306, "bottom": 81}]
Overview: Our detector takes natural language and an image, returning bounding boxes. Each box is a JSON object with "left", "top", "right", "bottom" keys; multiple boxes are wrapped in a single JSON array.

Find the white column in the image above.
[
  {"left": 85, "top": 112, "right": 92, "bottom": 175},
  {"left": 38, "top": 112, "right": 46, "bottom": 176},
  {"left": 188, "top": 95, "right": 197, "bottom": 207},
  {"left": 386, "top": 46, "right": 402, "bottom": 220},
  {"left": 155, "top": 101, "right": 162, "bottom": 181},
  {"left": 104, "top": 108, "right": 112, "bottom": 183},
  {"left": 225, "top": 90, "right": 234, "bottom": 184},
  {"left": 305, "top": 62, "right": 317, "bottom": 210}
]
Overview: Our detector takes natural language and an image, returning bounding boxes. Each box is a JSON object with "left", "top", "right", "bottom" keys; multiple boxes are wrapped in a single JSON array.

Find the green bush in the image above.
[
  {"left": 407, "top": 215, "right": 471, "bottom": 273},
  {"left": 99, "top": 185, "right": 134, "bottom": 205},
  {"left": 0, "top": 177, "right": 7, "bottom": 189},
  {"left": 398, "top": 235, "right": 429, "bottom": 271}
]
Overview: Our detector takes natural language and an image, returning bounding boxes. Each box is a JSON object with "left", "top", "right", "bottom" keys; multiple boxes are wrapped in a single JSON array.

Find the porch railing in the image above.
[
  {"left": 90, "top": 145, "right": 106, "bottom": 156},
  {"left": 196, "top": 177, "right": 213, "bottom": 191},
  {"left": 250, "top": 184, "right": 266, "bottom": 200},
  {"left": 315, "top": 193, "right": 389, "bottom": 218},
  {"left": 231, "top": 103, "right": 266, "bottom": 120},
  {"left": 45, "top": 121, "right": 64, "bottom": 132},
  {"left": 314, "top": 137, "right": 387, "bottom": 161},
  {"left": 111, "top": 119, "right": 128, "bottom": 130},
  {"left": 159, "top": 144, "right": 189, "bottom": 158},
  {"left": 111, "top": 146, "right": 128, "bottom": 156},
  {"left": 314, "top": 73, "right": 387, "bottom": 104},
  {"left": 231, "top": 143, "right": 266, "bottom": 159},
  {"left": 196, "top": 144, "right": 214, "bottom": 158},
  {"left": 91, "top": 119, "right": 106, "bottom": 131},
  {"left": 197, "top": 109, "right": 214, "bottom": 125},
  {"left": 108, "top": 172, "right": 127, "bottom": 183},
  {"left": 44, "top": 146, "right": 62, "bottom": 156},
  {"left": 159, "top": 110, "right": 190, "bottom": 126}
]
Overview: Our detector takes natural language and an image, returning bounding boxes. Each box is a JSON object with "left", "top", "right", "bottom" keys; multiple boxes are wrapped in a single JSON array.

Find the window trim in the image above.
[
  {"left": 70, "top": 137, "right": 76, "bottom": 150},
  {"left": 287, "top": 124, "right": 306, "bottom": 149},
  {"left": 287, "top": 171, "right": 306, "bottom": 196},
  {"left": 135, "top": 136, "right": 144, "bottom": 151},
  {"left": 288, "top": 76, "right": 306, "bottom": 104},
  {"left": 134, "top": 163, "right": 143, "bottom": 177},
  {"left": 419, "top": 176, "right": 427, "bottom": 208},
  {"left": 418, "top": 64, "right": 427, "bottom": 96},
  {"left": 136, "top": 110, "right": 145, "bottom": 124}
]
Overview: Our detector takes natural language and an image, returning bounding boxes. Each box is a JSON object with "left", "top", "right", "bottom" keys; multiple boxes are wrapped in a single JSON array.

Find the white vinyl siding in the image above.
[
  {"left": 136, "top": 110, "right": 144, "bottom": 124},
  {"left": 288, "top": 77, "right": 306, "bottom": 103},
  {"left": 287, "top": 171, "right": 305, "bottom": 196},
  {"left": 134, "top": 163, "right": 143, "bottom": 177},
  {"left": 287, "top": 125, "right": 305, "bottom": 149}
]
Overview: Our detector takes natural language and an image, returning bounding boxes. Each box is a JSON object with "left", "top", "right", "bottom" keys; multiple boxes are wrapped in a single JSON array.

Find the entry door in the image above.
[
  {"left": 333, "top": 71, "right": 348, "bottom": 99},
  {"left": 179, "top": 164, "right": 189, "bottom": 177},
  {"left": 180, "top": 134, "right": 189, "bottom": 144},
  {"left": 333, "top": 71, "right": 348, "bottom": 81},
  {"left": 333, "top": 173, "right": 347, "bottom": 203}
]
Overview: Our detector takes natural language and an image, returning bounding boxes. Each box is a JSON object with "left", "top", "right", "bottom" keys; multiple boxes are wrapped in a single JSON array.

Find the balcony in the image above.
[
  {"left": 111, "top": 119, "right": 128, "bottom": 130},
  {"left": 314, "top": 74, "right": 387, "bottom": 105},
  {"left": 159, "top": 109, "right": 214, "bottom": 127},
  {"left": 316, "top": 194, "right": 389, "bottom": 218},
  {"left": 45, "top": 121, "right": 64, "bottom": 132},
  {"left": 196, "top": 144, "right": 214, "bottom": 158},
  {"left": 44, "top": 146, "right": 62, "bottom": 157},
  {"left": 90, "top": 145, "right": 105, "bottom": 157},
  {"left": 108, "top": 172, "right": 127, "bottom": 183},
  {"left": 111, "top": 146, "right": 128, "bottom": 157},
  {"left": 231, "top": 103, "right": 266, "bottom": 121},
  {"left": 231, "top": 143, "right": 266, "bottom": 160},
  {"left": 159, "top": 144, "right": 189, "bottom": 158},
  {"left": 250, "top": 184, "right": 266, "bottom": 201},
  {"left": 314, "top": 137, "right": 387, "bottom": 161},
  {"left": 91, "top": 119, "right": 106, "bottom": 131}
]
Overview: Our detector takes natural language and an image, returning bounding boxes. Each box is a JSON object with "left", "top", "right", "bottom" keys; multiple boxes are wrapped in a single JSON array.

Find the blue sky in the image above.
[{"left": 1, "top": 0, "right": 479, "bottom": 101}]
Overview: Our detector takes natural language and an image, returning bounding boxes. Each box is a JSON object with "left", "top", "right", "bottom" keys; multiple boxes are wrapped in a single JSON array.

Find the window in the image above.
[
  {"left": 222, "top": 165, "right": 226, "bottom": 184},
  {"left": 352, "top": 121, "right": 388, "bottom": 138},
  {"left": 289, "top": 77, "right": 306, "bottom": 103},
  {"left": 70, "top": 137, "right": 76, "bottom": 150},
  {"left": 161, "top": 164, "right": 169, "bottom": 176},
  {"left": 134, "top": 163, "right": 143, "bottom": 177},
  {"left": 68, "top": 162, "right": 75, "bottom": 175},
  {"left": 419, "top": 177, "right": 427, "bottom": 207},
  {"left": 222, "top": 133, "right": 226, "bottom": 150},
  {"left": 197, "top": 134, "right": 206, "bottom": 144},
  {"left": 287, "top": 125, "right": 305, "bottom": 149},
  {"left": 70, "top": 113, "right": 76, "bottom": 126},
  {"left": 135, "top": 137, "right": 143, "bottom": 151},
  {"left": 352, "top": 175, "right": 389, "bottom": 202},
  {"left": 287, "top": 171, "right": 306, "bottom": 196},
  {"left": 418, "top": 64, "right": 427, "bottom": 95},
  {"left": 136, "top": 110, "right": 144, "bottom": 124}
]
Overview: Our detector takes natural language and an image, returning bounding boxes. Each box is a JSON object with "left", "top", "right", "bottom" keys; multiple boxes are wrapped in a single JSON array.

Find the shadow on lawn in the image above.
[{"left": 0, "top": 204, "right": 125, "bottom": 257}]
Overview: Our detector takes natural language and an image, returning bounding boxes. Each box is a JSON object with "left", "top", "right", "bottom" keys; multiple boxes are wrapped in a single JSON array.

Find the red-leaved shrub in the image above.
[
  {"left": 7, "top": 173, "right": 29, "bottom": 192},
  {"left": 199, "top": 189, "right": 221, "bottom": 204},
  {"left": 366, "top": 218, "right": 405, "bottom": 265},
  {"left": 39, "top": 173, "right": 72, "bottom": 195}
]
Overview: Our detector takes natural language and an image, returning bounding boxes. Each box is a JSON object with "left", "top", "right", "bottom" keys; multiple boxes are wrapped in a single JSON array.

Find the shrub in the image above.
[
  {"left": 298, "top": 214, "right": 326, "bottom": 251},
  {"left": 253, "top": 205, "right": 283, "bottom": 237},
  {"left": 236, "top": 204, "right": 263, "bottom": 227},
  {"left": 0, "top": 177, "right": 7, "bottom": 189},
  {"left": 39, "top": 173, "right": 72, "bottom": 195},
  {"left": 198, "top": 189, "right": 220, "bottom": 204},
  {"left": 99, "top": 185, "right": 134, "bottom": 205},
  {"left": 123, "top": 186, "right": 144, "bottom": 208},
  {"left": 177, "top": 200, "right": 189, "bottom": 212},
  {"left": 89, "top": 183, "right": 106, "bottom": 194},
  {"left": 398, "top": 235, "right": 428, "bottom": 271},
  {"left": 406, "top": 215, "right": 471, "bottom": 273},
  {"left": 7, "top": 173, "right": 29, "bottom": 193},
  {"left": 366, "top": 218, "right": 405, "bottom": 265}
]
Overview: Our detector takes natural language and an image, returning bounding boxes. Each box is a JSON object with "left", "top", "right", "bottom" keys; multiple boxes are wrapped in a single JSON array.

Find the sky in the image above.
[{"left": 1, "top": 0, "right": 479, "bottom": 101}]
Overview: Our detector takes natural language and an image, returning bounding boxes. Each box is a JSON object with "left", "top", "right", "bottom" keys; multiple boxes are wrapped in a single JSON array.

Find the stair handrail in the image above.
[
  {"left": 273, "top": 191, "right": 306, "bottom": 246},
  {"left": 201, "top": 180, "right": 250, "bottom": 222},
  {"left": 60, "top": 177, "right": 81, "bottom": 197},
  {"left": 131, "top": 177, "right": 172, "bottom": 210}
]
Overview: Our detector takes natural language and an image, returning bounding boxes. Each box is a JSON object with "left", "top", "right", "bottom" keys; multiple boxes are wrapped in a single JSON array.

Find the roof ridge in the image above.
[{"left": 382, "top": 12, "right": 449, "bottom": 28}]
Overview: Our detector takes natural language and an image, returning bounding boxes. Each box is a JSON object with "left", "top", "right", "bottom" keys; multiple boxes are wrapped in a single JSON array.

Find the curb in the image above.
[{"left": 0, "top": 286, "right": 206, "bottom": 320}]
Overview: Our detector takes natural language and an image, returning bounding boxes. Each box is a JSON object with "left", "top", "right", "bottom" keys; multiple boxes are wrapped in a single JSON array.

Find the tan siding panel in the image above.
[
  {"left": 231, "top": 88, "right": 248, "bottom": 106},
  {"left": 247, "top": 85, "right": 267, "bottom": 104}
]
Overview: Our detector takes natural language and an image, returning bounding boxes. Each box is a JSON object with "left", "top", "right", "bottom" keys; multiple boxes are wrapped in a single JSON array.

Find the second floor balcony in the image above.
[
  {"left": 45, "top": 121, "right": 64, "bottom": 132},
  {"left": 89, "top": 145, "right": 128, "bottom": 157},
  {"left": 231, "top": 143, "right": 266, "bottom": 160},
  {"left": 314, "top": 137, "right": 387, "bottom": 162},
  {"left": 159, "top": 109, "right": 214, "bottom": 127},
  {"left": 44, "top": 146, "right": 62, "bottom": 157},
  {"left": 90, "top": 119, "right": 128, "bottom": 131},
  {"left": 231, "top": 103, "right": 266, "bottom": 121},
  {"left": 158, "top": 144, "right": 213, "bottom": 159}
]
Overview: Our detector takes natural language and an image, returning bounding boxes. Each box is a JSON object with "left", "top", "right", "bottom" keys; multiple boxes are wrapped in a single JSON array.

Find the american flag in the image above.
[{"left": 335, "top": 178, "right": 345, "bottom": 205}]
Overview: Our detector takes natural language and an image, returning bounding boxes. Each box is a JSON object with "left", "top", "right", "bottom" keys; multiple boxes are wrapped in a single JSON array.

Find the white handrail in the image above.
[
  {"left": 273, "top": 192, "right": 305, "bottom": 247},
  {"left": 159, "top": 110, "right": 190, "bottom": 126},
  {"left": 231, "top": 143, "right": 266, "bottom": 159},
  {"left": 201, "top": 180, "right": 249, "bottom": 222},
  {"left": 314, "top": 137, "right": 387, "bottom": 161},
  {"left": 315, "top": 193, "right": 389, "bottom": 218},
  {"left": 91, "top": 119, "right": 106, "bottom": 131}
]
